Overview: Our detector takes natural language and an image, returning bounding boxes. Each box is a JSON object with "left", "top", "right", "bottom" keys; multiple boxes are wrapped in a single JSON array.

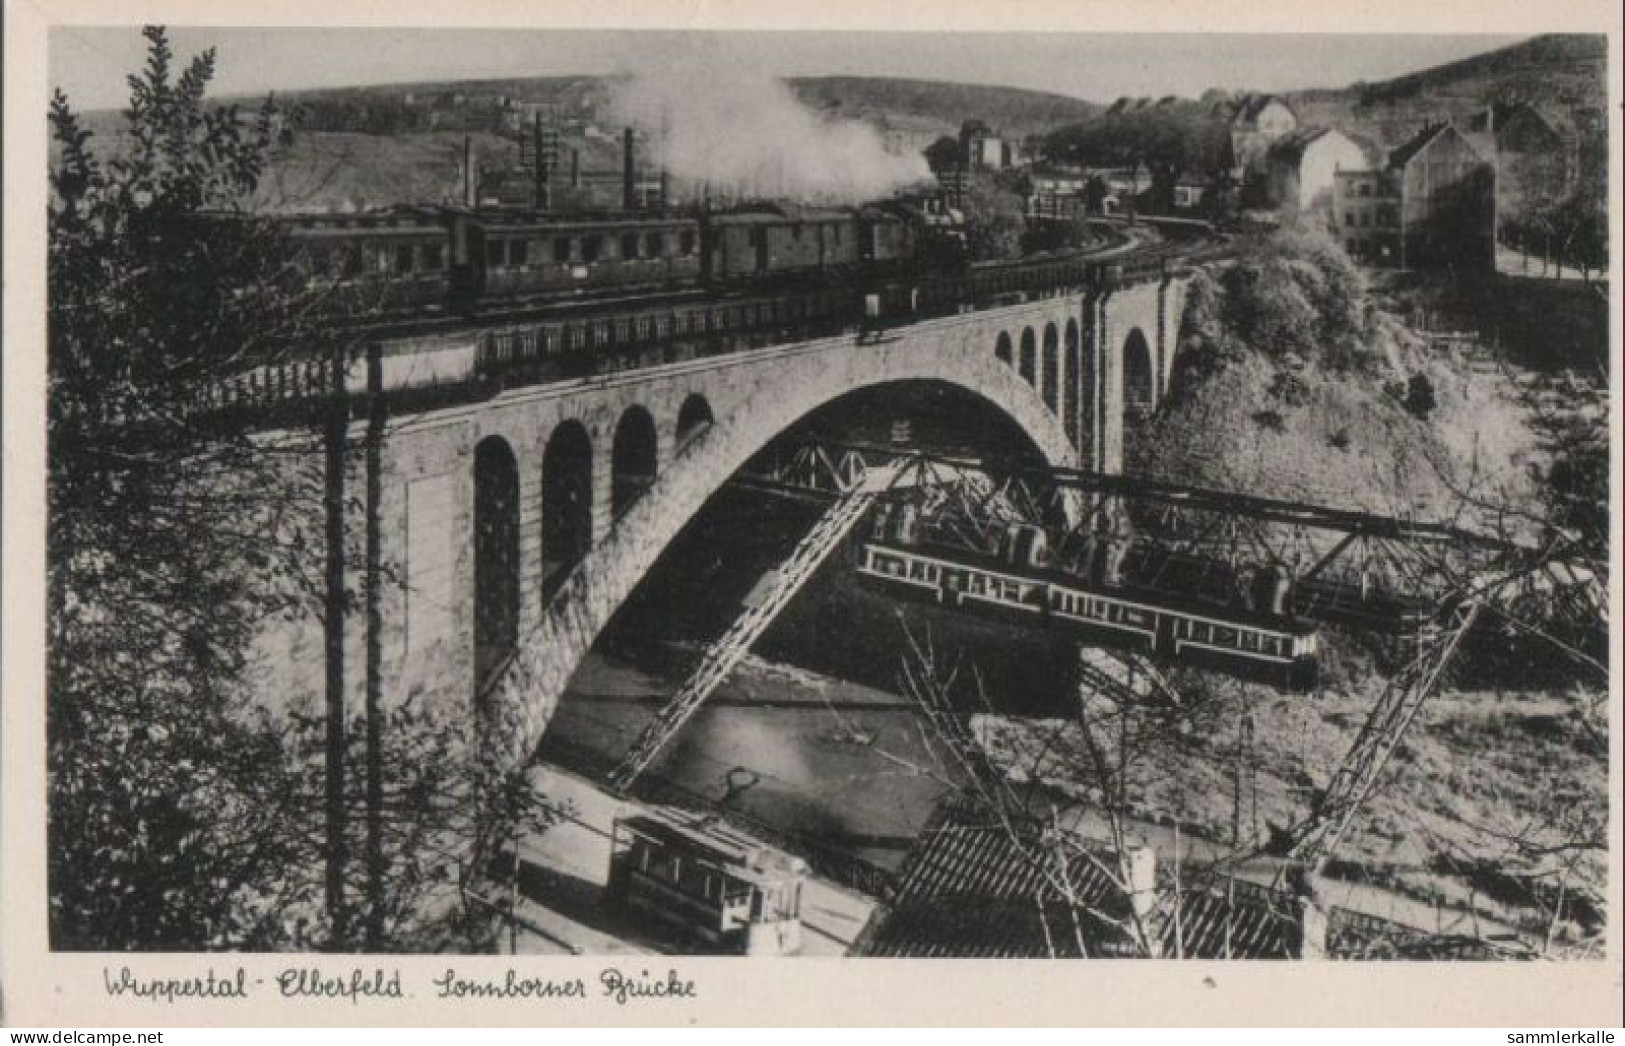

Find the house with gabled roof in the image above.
[
  {"left": 1333, "top": 122, "right": 1495, "bottom": 270},
  {"left": 1228, "top": 93, "right": 1299, "bottom": 174},
  {"left": 1264, "top": 126, "right": 1374, "bottom": 222}
]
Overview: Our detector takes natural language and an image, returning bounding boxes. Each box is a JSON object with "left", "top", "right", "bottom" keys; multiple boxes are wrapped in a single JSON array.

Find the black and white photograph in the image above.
[{"left": 2, "top": 2, "right": 1619, "bottom": 1026}]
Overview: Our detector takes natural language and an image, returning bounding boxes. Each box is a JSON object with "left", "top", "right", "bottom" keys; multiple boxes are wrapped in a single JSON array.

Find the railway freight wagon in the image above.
[
  {"left": 705, "top": 209, "right": 864, "bottom": 280},
  {"left": 858, "top": 207, "right": 916, "bottom": 265}
]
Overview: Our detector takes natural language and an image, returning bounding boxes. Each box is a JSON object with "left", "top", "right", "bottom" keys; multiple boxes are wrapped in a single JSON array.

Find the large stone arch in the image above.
[{"left": 481, "top": 327, "right": 1077, "bottom": 770}]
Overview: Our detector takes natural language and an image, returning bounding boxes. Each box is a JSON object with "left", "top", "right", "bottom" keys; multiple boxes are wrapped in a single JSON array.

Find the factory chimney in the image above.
[
  {"left": 462, "top": 135, "right": 477, "bottom": 208},
  {"left": 623, "top": 127, "right": 638, "bottom": 211}
]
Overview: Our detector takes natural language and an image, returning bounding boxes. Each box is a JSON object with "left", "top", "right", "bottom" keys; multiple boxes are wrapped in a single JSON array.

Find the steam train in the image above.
[
  {"left": 283, "top": 200, "right": 941, "bottom": 317},
  {"left": 208, "top": 201, "right": 1176, "bottom": 413},
  {"left": 855, "top": 503, "right": 1322, "bottom": 691}
]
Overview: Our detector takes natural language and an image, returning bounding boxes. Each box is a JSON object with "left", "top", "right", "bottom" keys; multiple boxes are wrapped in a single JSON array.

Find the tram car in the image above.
[
  {"left": 855, "top": 506, "right": 1320, "bottom": 691},
  {"left": 607, "top": 810, "right": 807, "bottom": 956}
]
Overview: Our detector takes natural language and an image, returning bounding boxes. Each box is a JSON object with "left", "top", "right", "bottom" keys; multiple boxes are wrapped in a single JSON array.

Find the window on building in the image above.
[
  {"left": 486, "top": 239, "right": 505, "bottom": 268},
  {"left": 422, "top": 243, "right": 443, "bottom": 270},
  {"left": 392, "top": 244, "right": 414, "bottom": 275},
  {"left": 341, "top": 246, "right": 364, "bottom": 278},
  {"left": 1345, "top": 212, "right": 1355, "bottom": 226},
  {"left": 582, "top": 235, "right": 602, "bottom": 263},
  {"left": 621, "top": 231, "right": 640, "bottom": 260},
  {"left": 553, "top": 237, "right": 572, "bottom": 264},
  {"left": 509, "top": 240, "right": 528, "bottom": 267},
  {"left": 1359, "top": 183, "right": 1371, "bottom": 197},
  {"left": 646, "top": 231, "right": 664, "bottom": 257},
  {"left": 680, "top": 230, "right": 697, "bottom": 255}
]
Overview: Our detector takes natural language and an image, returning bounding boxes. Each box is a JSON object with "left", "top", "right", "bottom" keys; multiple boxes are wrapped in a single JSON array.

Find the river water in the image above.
[{"left": 535, "top": 483, "right": 1077, "bottom": 871}]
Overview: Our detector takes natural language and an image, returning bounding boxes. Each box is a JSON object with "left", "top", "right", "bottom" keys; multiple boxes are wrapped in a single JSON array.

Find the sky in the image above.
[{"left": 48, "top": 27, "right": 1527, "bottom": 113}]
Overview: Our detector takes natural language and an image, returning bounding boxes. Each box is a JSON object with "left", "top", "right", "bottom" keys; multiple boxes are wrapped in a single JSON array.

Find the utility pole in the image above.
[
  {"left": 322, "top": 337, "right": 351, "bottom": 949},
  {"left": 363, "top": 342, "right": 387, "bottom": 949}
]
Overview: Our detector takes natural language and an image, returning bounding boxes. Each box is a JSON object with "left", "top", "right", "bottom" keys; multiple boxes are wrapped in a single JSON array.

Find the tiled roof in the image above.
[
  {"left": 1266, "top": 126, "right": 1336, "bottom": 163},
  {"left": 1232, "top": 93, "right": 1296, "bottom": 126},
  {"left": 1386, "top": 123, "right": 1452, "bottom": 169}
]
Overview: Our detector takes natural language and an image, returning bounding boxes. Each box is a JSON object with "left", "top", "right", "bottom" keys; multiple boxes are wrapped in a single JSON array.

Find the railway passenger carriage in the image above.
[
  {"left": 455, "top": 211, "right": 703, "bottom": 299},
  {"left": 288, "top": 210, "right": 456, "bottom": 313}
]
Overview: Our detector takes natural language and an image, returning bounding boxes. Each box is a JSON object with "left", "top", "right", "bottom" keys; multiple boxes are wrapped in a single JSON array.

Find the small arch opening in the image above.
[
  {"left": 1123, "top": 328, "right": 1155, "bottom": 422},
  {"left": 542, "top": 420, "right": 593, "bottom": 602},
  {"left": 473, "top": 436, "right": 521, "bottom": 696},
  {"left": 1063, "top": 319, "right": 1081, "bottom": 446},
  {"left": 676, "top": 394, "right": 714, "bottom": 446},
  {"left": 611, "top": 405, "right": 659, "bottom": 519},
  {"left": 1041, "top": 322, "right": 1060, "bottom": 411},
  {"left": 1018, "top": 327, "right": 1037, "bottom": 385}
]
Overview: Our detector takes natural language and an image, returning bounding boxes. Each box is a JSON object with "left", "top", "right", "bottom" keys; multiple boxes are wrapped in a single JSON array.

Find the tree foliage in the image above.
[
  {"left": 47, "top": 26, "right": 332, "bottom": 950},
  {"left": 47, "top": 27, "right": 537, "bottom": 952},
  {"left": 1173, "top": 229, "right": 1388, "bottom": 386},
  {"left": 1042, "top": 101, "right": 1230, "bottom": 200},
  {"left": 959, "top": 169, "right": 1027, "bottom": 261}
]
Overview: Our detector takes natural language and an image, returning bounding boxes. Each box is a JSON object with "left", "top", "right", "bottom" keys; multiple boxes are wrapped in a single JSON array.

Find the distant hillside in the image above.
[
  {"left": 239, "top": 73, "right": 1098, "bottom": 142},
  {"left": 1285, "top": 34, "right": 1607, "bottom": 149},
  {"left": 788, "top": 76, "right": 1100, "bottom": 139}
]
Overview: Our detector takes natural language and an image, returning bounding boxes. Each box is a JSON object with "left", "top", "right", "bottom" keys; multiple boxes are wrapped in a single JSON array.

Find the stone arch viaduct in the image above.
[{"left": 253, "top": 275, "right": 1191, "bottom": 773}]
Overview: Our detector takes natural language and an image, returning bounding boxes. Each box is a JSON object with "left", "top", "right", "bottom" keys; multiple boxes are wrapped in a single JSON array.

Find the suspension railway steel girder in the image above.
[
  {"left": 742, "top": 440, "right": 1530, "bottom": 551},
  {"left": 1281, "top": 598, "right": 1485, "bottom": 873},
  {"left": 733, "top": 440, "right": 1568, "bottom": 624},
  {"left": 605, "top": 474, "right": 893, "bottom": 794}
]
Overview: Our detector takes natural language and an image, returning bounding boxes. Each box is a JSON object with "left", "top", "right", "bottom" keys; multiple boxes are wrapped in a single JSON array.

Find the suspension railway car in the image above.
[
  {"left": 855, "top": 512, "right": 1320, "bottom": 691},
  {"left": 606, "top": 811, "right": 807, "bottom": 956}
]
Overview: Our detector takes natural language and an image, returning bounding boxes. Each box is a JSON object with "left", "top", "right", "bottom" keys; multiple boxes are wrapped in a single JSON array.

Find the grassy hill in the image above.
[
  {"left": 1285, "top": 34, "right": 1607, "bottom": 149},
  {"left": 239, "top": 73, "right": 1098, "bottom": 141},
  {"left": 789, "top": 76, "right": 1100, "bottom": 139}
]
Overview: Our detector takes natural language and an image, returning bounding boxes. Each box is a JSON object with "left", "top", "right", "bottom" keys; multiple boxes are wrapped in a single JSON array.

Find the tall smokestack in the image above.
[
  {"left": 623, "top": 127, "right": 637, "bottom": 211},
  {"left": 570, "top": 147, "right": 580, "bottom": 189},
  {"left": 533, "top": 112, "right": 551, "bottom": 211},
  {"left": 463, "top": 135, "right": 476, "bottom": 208},
  {"left": 658, "top": 107, "right": 670, "bottom": 211}
]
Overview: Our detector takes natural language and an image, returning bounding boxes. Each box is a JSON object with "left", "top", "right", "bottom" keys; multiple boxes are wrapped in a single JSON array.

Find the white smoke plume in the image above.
[{"left": 607, "top": 54, "right": 932, "bottom": 206}]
